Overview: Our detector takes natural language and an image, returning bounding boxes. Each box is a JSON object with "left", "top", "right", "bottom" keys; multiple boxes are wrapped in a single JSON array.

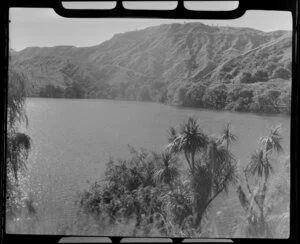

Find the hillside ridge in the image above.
[{"left": 12, "top": 22, "right": 292, "bottom": 114}]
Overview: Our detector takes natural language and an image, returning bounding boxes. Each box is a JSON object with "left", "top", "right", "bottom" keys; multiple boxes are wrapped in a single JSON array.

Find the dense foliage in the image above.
[
  {"left": 77, "top": 118, "right": 289, "bottom": 237},
  {"left": 7, "top": 66, "right": 32, "bottom": 217},
  {"left": 77, "top": 119, "right": 236, "bottom": 236},
  {"left": 37, "top": 77, "right": 291, "bottom": 115},
  {"left": 172, "top": 80, "right": 291, "bottom": 114}
]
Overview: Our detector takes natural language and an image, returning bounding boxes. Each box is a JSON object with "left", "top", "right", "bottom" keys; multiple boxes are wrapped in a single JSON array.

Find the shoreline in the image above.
[{"left": 25, "top": 96, "right": 291, "bottom": 118}]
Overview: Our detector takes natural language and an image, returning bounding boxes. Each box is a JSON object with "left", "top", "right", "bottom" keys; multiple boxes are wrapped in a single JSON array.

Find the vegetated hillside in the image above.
[{"left": 12, "top": 22, "right": 292, "bottom": 114}]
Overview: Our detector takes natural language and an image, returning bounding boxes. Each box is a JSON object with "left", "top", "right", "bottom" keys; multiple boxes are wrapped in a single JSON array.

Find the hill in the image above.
[{"left": 11, "top": 22, "right": 292, "bottom": 114}]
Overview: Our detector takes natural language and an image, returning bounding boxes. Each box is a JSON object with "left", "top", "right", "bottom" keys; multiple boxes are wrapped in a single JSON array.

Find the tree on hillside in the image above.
[
  {"left": 64, "top": 82, "right": 85, "bottom": 98},
  {"left": 185, "top": 84, "right": 207, "bottom": 107},
  {"left": 172, "top": 85, "right": 189, "bottom": 106},
  {"left": 280, "top": 89, "right": 291, "bottom": 114},
  {"left": 39, "top": 84, "right": 64, "bottom": 98},
  {"left": 226, "top": 87, "right": 254, "bottom": 112},
  {"left": 251, "top": 89, "right": 282, "bottom": 114},
  {"left": 7, "top": 66, "right": 32, "bottom": 217},
  {"left": 266, "top": 89, "right": 281, "bottom": 110},
  {"left": 252, "top": 70, "right": 269, "bottom": 82},
  {"left": 284, "top": 61, "right": 292, "bottom": 72},
  {"left": 138, "top": 86, "right": 151, "bottom": 101},
  {"left": 240, "top": 72, "right": 253, "bottom": 84},
  {"left": 202, "top": 84, "right": 228, "bottom": 109},
  {"left": 272, "top": 67, "right": 290, "bottom": 80},
  {"left": 265, "top": 62, "right": 278, "bottom": 76}
]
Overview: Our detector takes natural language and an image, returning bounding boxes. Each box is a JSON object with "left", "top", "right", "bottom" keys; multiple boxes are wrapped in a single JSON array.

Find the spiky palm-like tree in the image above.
[
  {"left": 259, "top": 125, "right": 284, "bottom": 156},
  {"left": 207, "top": 138, "right": 236, "bottom": 175},
  {"left": 219, "top": 122, "right": 237, "bottom": 150},
  {"left": 246, "top": 125, "right": 284, "bottom": 194},
  {"left": 237, "top": 124, "right": 284, "bottom": 238},
  {"left": 166, "top": 117, "right": 208, "bottom": 172},
  {"left": 166, "top": 117, "right": 238, "bottom": 229},
  {"left": 191, "top": 147, "right": 238, "bottom": 229},
  {"left": 247, "top": 148, "right": 273, "bottom": 181},
  {"left": 154, "top": 151, "right": 180, "bottom": 187},
  {"left": 167, "top": 127, "right": 177, "bottom": 143}
]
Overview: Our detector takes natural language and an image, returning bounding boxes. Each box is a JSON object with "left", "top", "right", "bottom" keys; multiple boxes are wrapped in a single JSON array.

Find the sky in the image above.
[{"left": 9, "top": 3, "right": 292, "bottom": 51}]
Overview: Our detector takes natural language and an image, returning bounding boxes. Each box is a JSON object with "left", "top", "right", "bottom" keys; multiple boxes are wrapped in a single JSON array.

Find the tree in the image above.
[
  {"left": 237, "top": 125, "right": 284, "bottom": 238},
  {"left": 188, "top": 135, "right": 238, "bottom": 229},
  {"left": 65, "top": 82, "right": 85, "bottom": 98},
  {"left": 166, "top": 117, "right": 238, "bottom": 229},
  {"left": 39, "top": 84, "right": 64, "bottom": 98},
  {"left": 203, "top": 84, "right": 228, "bottom": 109},
  {"left": 259, "top": 125, "right": 283, "bottom": 156},
  {"left": 265, "top": 62, "right": 278, "bottom": 76},
  {"left": 232, "top": 88, "right": 254, "bottom": 112},
  {"left": 219, "top": 123, "right": 238, "bottom": 150},
  {"left": 185, "top": 84, "right": 207, "bottom": 107},
  {"left": 153, "top": 151, "right": 180, "bottom": 187},
  {"left": 138, "top": 86, "right": 151, "bottom": 101},
  {"left": 284, "top": 61, "right": 292, "bottom": 72},
  {"left": 166, "top": 117, "right": 208, "bottom": 172},
  {"left": 272, "top": 67, "right": 290, "bottom": 80},
  {"left": 251, "top": 89, "right": 282, "bottom": 113},
  {"left": 252, "top": 70, "right": 269, "bottom": 82},
  {"left": 172, "top": 85, "right": 189, "bottom": 106},
  {"left": 280, "top": 90, "right": 291, "bottom": 114},
  {"left": 7, "top": 66, "right": 32, "bottom": 216},
  {"left": 267, "top": 89, "right": 281, "bottom": 112},
  {"left": 240, "top": 72, "right": 253, "bottom": 84}
]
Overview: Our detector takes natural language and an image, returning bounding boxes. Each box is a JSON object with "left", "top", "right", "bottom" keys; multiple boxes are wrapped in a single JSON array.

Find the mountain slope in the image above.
[{"left": 11, "top": 22, "right": 292, "bottom": 113}]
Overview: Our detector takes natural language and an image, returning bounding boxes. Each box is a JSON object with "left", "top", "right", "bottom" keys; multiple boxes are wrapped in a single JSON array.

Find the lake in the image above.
[{"left": 16, "top": 98, "right": 290, "bottom": 234}]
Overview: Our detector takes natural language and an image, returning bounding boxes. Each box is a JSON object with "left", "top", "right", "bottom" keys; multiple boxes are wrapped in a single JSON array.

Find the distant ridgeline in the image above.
[{"left": 11, "top": 22, "right": 291, "bottom": 114}]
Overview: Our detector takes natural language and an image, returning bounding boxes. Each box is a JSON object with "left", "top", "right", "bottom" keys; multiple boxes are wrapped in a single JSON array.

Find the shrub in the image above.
[
  {"left": 272, "top": 67, "right": 290, "bottom": 80},
  {"left": 78, "top": 118, "right": 239, "bottom": 236},
  {"left": 77, "top": 148, "right": 180, "bottom": 235},
  {"left": 240, "top": 72, "right": 253, "bottom": 84},
  {"left": 7, "top": 66, "right": 32, "bottom": 219},
  {"left": 138, "top": 86, "right": 151, "bottom": 101},
  {"left": 202, "top": 84, "right": 228, "bottom": 109},
  {"left": 252, "top": 70, "right": 269, "bottom": 82},
  {"left": 172, "top": 85, "right": 189, "bottom": 106},
  {"left": 184, "top": 84, "right": 207, "bottom": 107},
  {"left": 265, "top": 62, "right": 278, "bottom": 76}
]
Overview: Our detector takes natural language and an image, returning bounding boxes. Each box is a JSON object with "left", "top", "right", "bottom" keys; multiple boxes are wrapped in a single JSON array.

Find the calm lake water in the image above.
[{"left": 20, "top": 98, "right": 290, "bottom": 233}]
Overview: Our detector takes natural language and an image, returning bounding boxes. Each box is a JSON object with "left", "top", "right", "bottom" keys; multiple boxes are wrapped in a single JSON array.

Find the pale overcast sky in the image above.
[{"left": 9, "top": 7, "right": 292, "bottom": 51}]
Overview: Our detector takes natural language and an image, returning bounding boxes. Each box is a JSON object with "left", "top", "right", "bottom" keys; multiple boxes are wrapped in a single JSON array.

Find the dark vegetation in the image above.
[
  {"left": 35, "top": 79, "right": 291, "bottom": 115},
  {"left": 78, "top": 118, "right": 289, "bottom": 237},
  {"left": 12, "top": 22, "right": 292, "bottom": 114},
  {"left": 6, "top": 65, "right": 33, "bottom": 218}
]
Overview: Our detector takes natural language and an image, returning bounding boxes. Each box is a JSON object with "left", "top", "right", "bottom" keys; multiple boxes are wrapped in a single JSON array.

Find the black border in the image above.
[{"left": 1, "top": 1, "right": 299, "bottom": 243}]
